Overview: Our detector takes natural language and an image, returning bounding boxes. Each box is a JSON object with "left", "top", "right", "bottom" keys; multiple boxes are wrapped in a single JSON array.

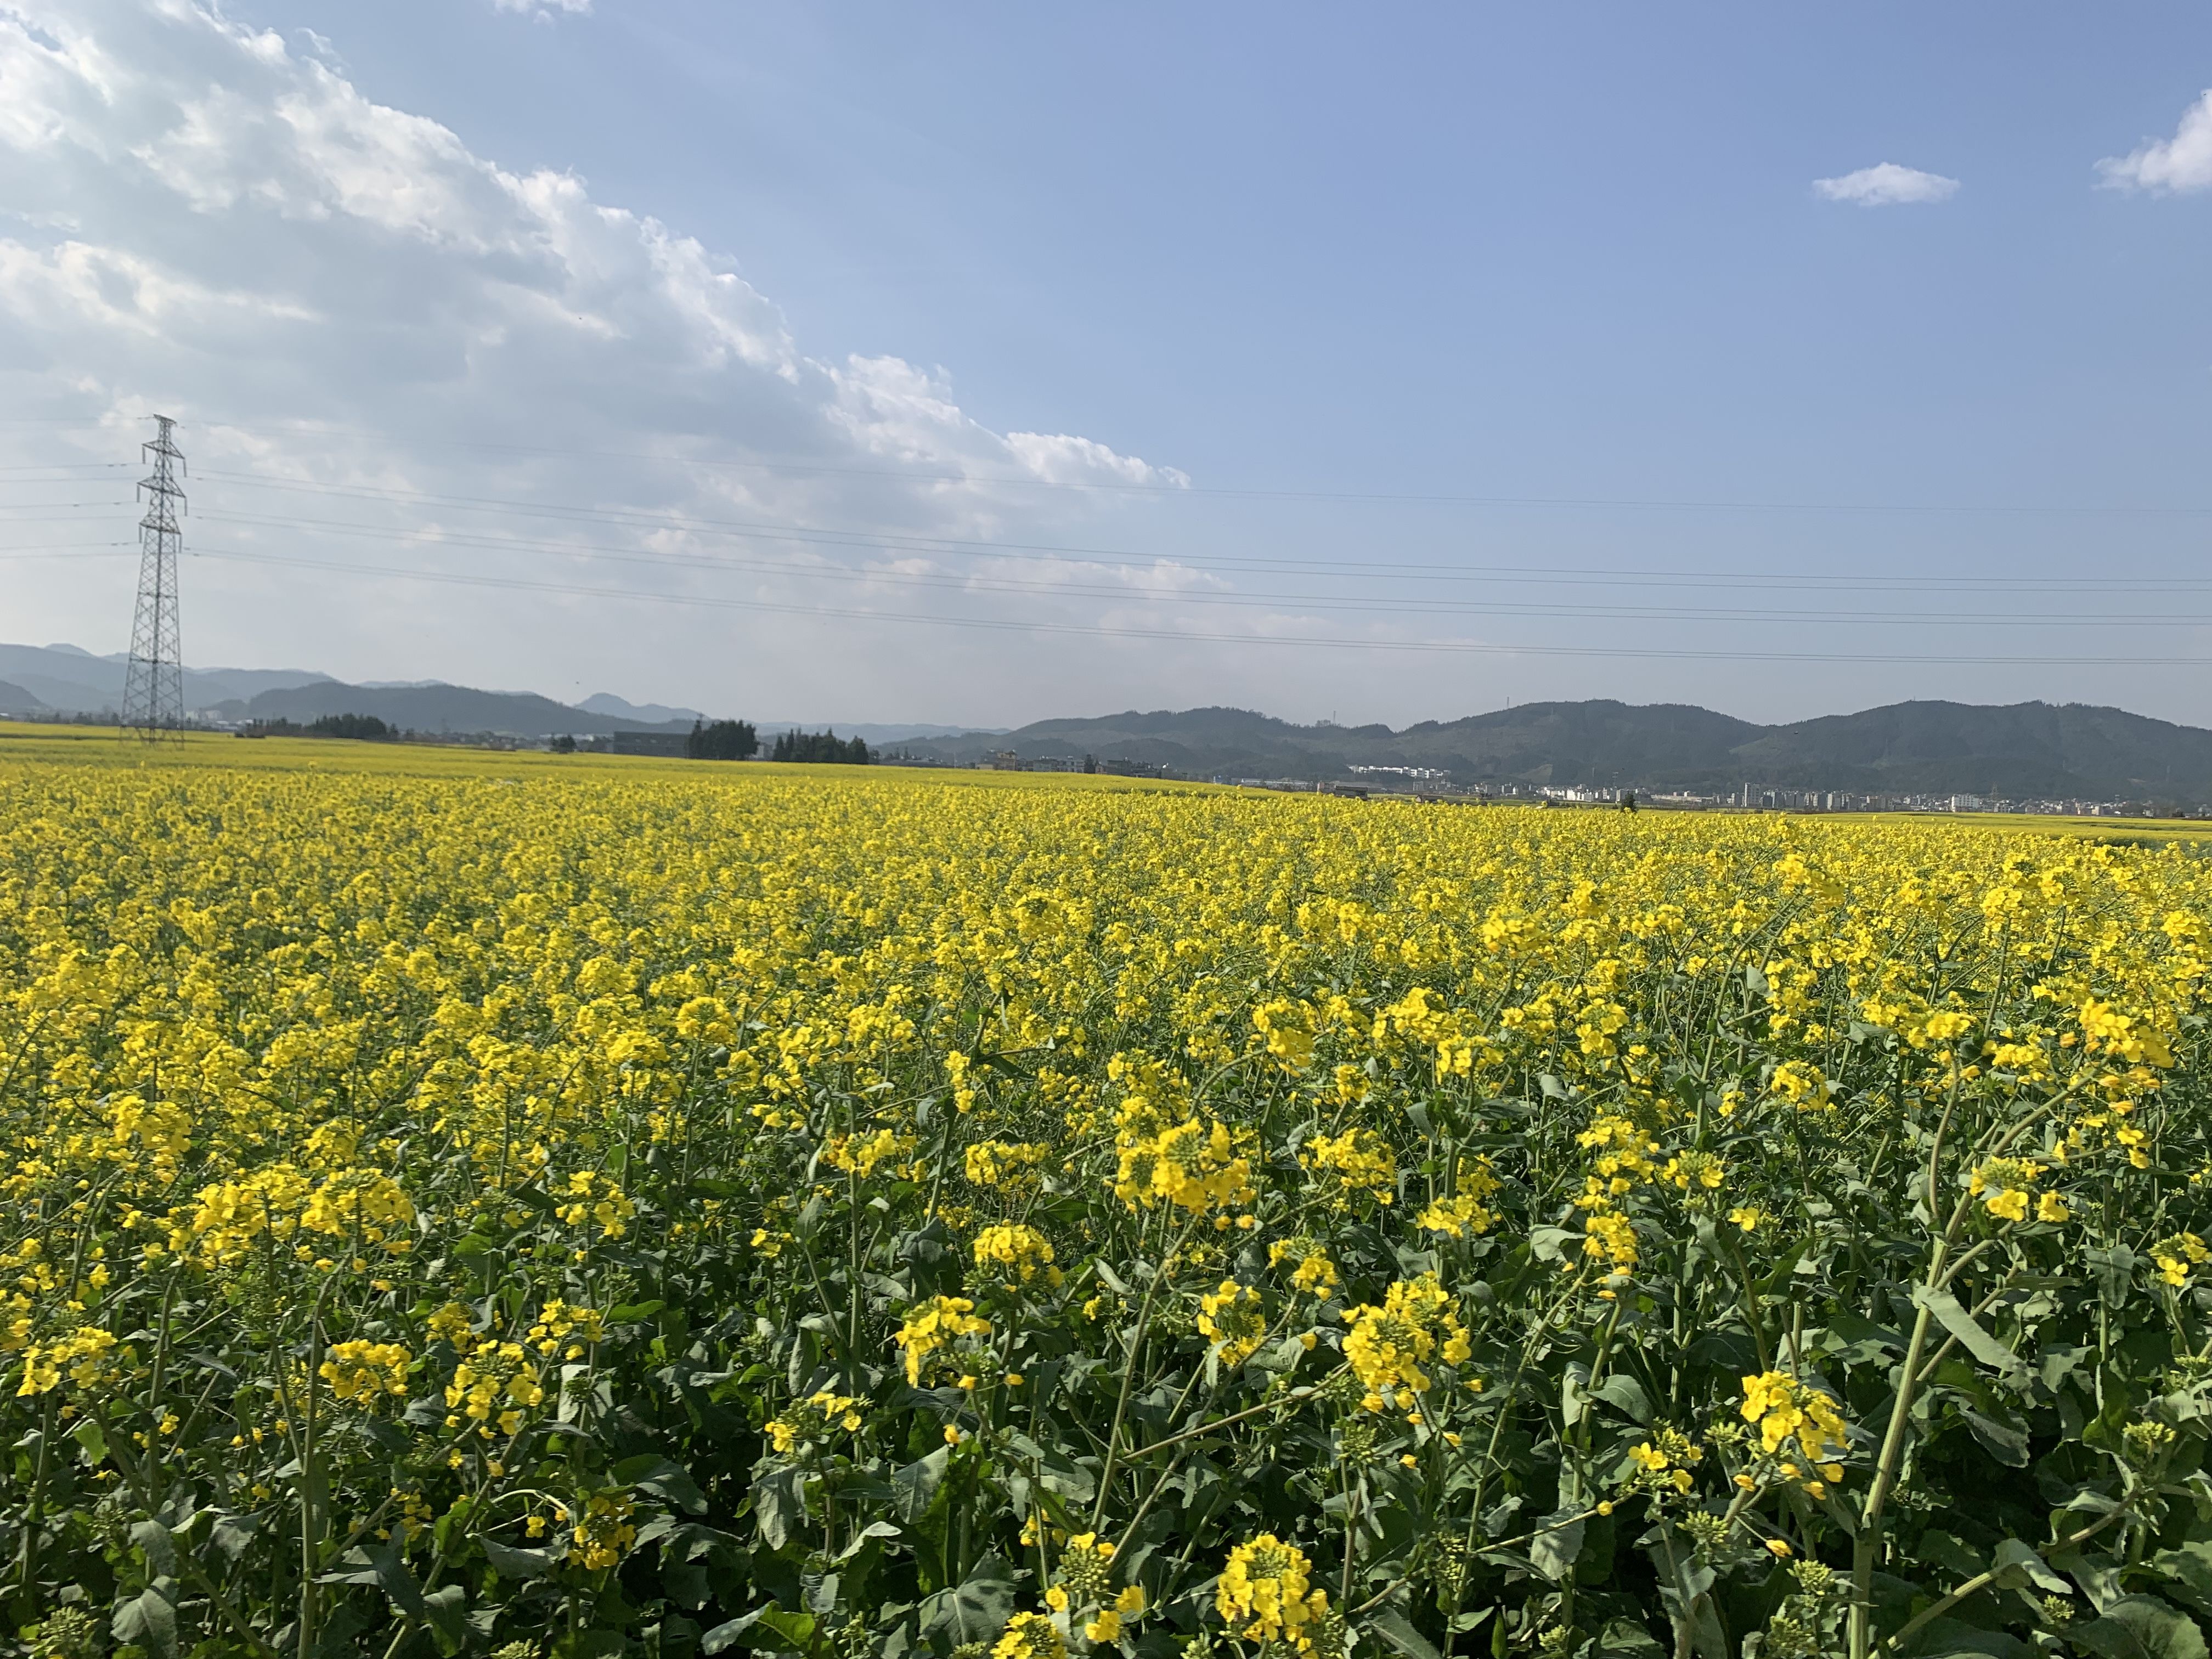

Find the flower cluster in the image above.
[
  {"left": 1198, "top": 1279, "right": 1268, "bottom": 1367},
  {"left": 319, "top": 1339, "right": 411, "bottom": 1403},
  {"left": 445, "top": 1341, "right": 546, "bottom": 1434},
  {"left": 895, "top": 1295, "right": 992, "bottom": 1385},
  {"left": 1217, "top": 1534, "right": 1330, "bottom": 1651},
  {"left": 973, "top": 1224, "right": 1060, "bottom": 1286},
  {"left": 1341, "top": 1273, "right": 1471, "bottom": 1411},
  {"left": 1738, "top": 1372, "right": 1849, "bottom": 1488},
  {"left": 765, "top": 1390, "right": 864, "bottom": 1453}
]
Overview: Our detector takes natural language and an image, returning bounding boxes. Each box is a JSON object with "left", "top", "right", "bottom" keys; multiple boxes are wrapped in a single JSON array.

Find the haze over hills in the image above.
[
  {"left": 0, "top": 642, "right": 997, "bottom": 744},
  {"left": 0, "top": 642, "right": 331, "bottom": 713},
  {"left": 902, "top": 700, "right": 2212, "bottom": 805},
  {"left": 578, "top": 692, "right": 707, "bottom": 725},
  {"left": 10, "top": 640, "right": 2212, "bottom": 802}
]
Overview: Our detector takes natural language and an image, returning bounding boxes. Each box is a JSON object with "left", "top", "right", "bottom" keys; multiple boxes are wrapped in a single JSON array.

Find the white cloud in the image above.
[
  {"left": 1812, "top": 162, "right": 1960, "bottom": 207},
  {"left": 2098, "top": 89, "right": 2212, "bottom": 194},
  {"left": 490, "top": 0, "right": 591, "bottom": 18},
  {"left": 0, "top": 0, "right": 1203, "bottom": 720}
]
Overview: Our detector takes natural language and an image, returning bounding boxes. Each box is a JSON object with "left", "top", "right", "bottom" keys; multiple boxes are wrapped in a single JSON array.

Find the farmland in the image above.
[{"left": 3, "top": 734, "right": 2211, "bottom": 1659}]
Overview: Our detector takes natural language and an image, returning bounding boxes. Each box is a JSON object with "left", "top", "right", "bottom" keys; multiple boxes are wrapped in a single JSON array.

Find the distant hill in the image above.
[
  {"left": 903, "top": 699, "right": 2212, "bottom": 804},
  {"left": 579, "top": 691, "right": 707, "bottom": 725},
  {"left": 1, "top": 644, "right": 706, "bottom": 737},
  {"left": 0, "top": 642, "right": 330, "bottom": 714},
  {"left": 235, "top": 681, "right": 690, "bottom": 738},
  {"left": 758, "top": 721, "right": 1007, "bottom": 746}
]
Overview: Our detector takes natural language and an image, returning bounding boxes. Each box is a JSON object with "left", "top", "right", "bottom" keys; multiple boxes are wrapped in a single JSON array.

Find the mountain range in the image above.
[
  {"left": 898, "top": 700, "right": 2212, "bottom": 805},
  {"left": 10, "top": 641, "right": 2212, "bottom": 802},
  {"left": 0, "top": 642, "right": 994, "bottom": 744}
]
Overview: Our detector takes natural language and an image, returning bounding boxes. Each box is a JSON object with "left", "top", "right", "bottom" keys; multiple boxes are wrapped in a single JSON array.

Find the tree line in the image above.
[{"left": 769, "top": 727, "right": 871, "bottom": 764}]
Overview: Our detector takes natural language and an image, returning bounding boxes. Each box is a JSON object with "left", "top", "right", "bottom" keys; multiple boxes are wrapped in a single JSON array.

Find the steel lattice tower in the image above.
[{"left": 121, "top": 416, "right": 186, "bottom": 741}]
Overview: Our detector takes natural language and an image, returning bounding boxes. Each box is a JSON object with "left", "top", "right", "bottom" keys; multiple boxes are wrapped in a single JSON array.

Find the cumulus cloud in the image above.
[
  {"left": 2098, "top": 89, "right": 2212, "bottom": 194},
  {"left": 0, "top": 0, "right": 1202, "bottom": 719},
  {"left": 1812, "top": 162, "right": 1960, "bottom": 207},
  {"left": 491, "top": 0, "right": 592, "bottom": 18}
]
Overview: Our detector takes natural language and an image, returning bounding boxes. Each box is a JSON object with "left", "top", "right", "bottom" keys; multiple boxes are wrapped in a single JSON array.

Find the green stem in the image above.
[
  {"left": 1880, "top": 1506, "right": 2126, "bottom": 1656},
  {"left": 1089, "top": 1212, "right": 1199, "bottom": 1527}
]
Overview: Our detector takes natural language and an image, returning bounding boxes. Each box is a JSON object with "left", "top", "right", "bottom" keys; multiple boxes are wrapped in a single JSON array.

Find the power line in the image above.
[
  {"left": 184, "top": 543, "right": 2212, "bottom": 667},
  {"left": 179, "top": 510, "right": 2212, "bottom": 628},
  {"left": 187, "top": 473, "right": 2212, "bottom": 594},
  {"left": 20, "top": 413, "right": 2212, "bottom": 516}
]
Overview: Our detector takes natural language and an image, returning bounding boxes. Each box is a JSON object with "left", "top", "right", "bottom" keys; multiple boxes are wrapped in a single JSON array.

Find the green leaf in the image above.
[
  {"left": 1901, "top": 1619, "right": 2032, "bottom": 1659},
  {"left": 482, "top": 1537, "right": 559, "bottom": 1579},
  {"left": 1909, "top": 1531, "right": 1983, "bottom": 1580},
  {"left": 423, "top": 1585, "right": 469, "bottom": 1657},
  {"left": 613, "top": 1453, "right": 709, "bottom": 1515},
  {"left": 2084, "top": 1246, "right": 2142, "bottom": 1312},
  {"left": 756, "top": 1619, "right": 827, "bottom": 1654},
  {"left": 702, "top": 1612, "right": 766, "bottom": 1655},
  {"left": 1366, "top": 1609, "right": 1443, "bottom": 1659},
  {"left": 206, "top": 1511, "right": 257, "bottom": 1566},
  {"left": 1912, "top": 1286, "right": 2032, "bottom": 1390},
  {"left": 1591, "top": 1374, "right": 1654, "bottom": 1425},
  {"left": 663, "top": 1557, "right": 713, "bottom": 1610},
  {"left": 2147, "top": 1540, "right": 2212, "bottom": 1616},
  {"left": 2070, "top": 1596, "right": 2209, "bottom": 1659},
  {"left": 130, "top": 1519, "right": 177, "bottom": 1580},
  {"left": 892, "top": 1446, "right": 950, "bottom": 1524},
  {"left": 71, "top": 1417, "right": 108, "bottom": 1468},
  {"left": 1988, "top": 1539, "right": 2068, "bottom": 1595},
  {"left": 320, "top": 1536, "right": 431, "bottom": 1620},
  {"left": 1528, "top": 1227, "right": 1578, "bottom": 1266},
  {"left": 1645, "top": 1547, "right": 1723, "bottom": 1659},
  {"left": 111, "top": 1584, "right": 179, "bottom": 1659},
  {"left": 1528, "top": 1511, "right": 1584, "bottom": 1583},
  {"left": 838, "top": 1520, "right": 902, "bottom": 1562},
  {"left": 920, "top": 1556, "right": 1019, "bottom": 1647},
  {"left": 753, "top": 1465, "right": 806, "bottom": 1552},
  {"left": 1959, "top": 1407, "right": 2031, "bottom": 1467},
  {"left": 1822, "top": 1312, "right": 1906, "bottom": 1365},
  {"left": 1593, "top": 1620, "right": 1665, "bottom": 1658}
]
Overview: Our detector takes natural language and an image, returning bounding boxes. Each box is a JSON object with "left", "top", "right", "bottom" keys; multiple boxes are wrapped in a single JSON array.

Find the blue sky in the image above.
[{"left": 2, "top": 1, "right": 2211, "bottom": 726}]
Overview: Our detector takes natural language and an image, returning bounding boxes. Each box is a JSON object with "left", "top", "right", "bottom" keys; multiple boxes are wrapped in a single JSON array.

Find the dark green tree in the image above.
[
  {"left": 769, "top": 727, "right": 871, "bottom": 764},
  {"left": 687, "top": 719, "right": 760, "bottom": 760},
  {"left": 306, "top": 713, "right": 393, "bottom": 740}
]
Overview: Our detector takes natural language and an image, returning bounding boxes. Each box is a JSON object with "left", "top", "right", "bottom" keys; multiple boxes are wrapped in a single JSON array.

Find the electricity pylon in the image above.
[{"left": 121, "top": 416, "right": 185, "bottom": 741}]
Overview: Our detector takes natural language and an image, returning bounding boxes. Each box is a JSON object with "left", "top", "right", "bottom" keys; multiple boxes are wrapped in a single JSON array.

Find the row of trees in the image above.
[
  {"left": 680, "top": 722, "right": 872, "bottom": 765},
  {"left": 243, "top": 713, "right": 396, "bottom": 741},
  {"left": 770, "top": 726, "right": 871, "bottom": 764},
  {"left": 686, "top": 719, "right": 759, "bottom": 759}
]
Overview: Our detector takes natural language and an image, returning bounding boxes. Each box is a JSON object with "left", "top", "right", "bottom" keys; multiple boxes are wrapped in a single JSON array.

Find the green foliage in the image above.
[
  {"left": 770, "top": 729, "right": 870, "bottom": 764},
  {"left": 689, "top": 721, "right": 760, "bottom": 761}
]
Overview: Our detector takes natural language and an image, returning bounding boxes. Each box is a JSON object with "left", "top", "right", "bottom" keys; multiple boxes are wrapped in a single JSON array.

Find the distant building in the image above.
[{"left": 606, "top": 731, "right": 689, "bottom": 758}]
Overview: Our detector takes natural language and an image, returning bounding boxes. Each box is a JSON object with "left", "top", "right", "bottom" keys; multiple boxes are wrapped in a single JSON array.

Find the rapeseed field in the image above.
[{"left": 4, "top": 736, "right": 2211, "bottom": 1659}]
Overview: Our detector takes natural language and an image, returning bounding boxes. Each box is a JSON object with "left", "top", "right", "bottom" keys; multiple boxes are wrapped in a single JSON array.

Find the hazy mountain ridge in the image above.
[
  {"left": 11, "top": 635, "right": 2210, "bottom": 800},
  {"left": 579, "top": 692, "right": 708, "bottom": 725},
  {"left": 0, "top": 643, "right": 332, "bottom": 712},
  {"left": 902, "top": 699, "right": 2212, "bottom": 803},
  {"left": 232, "top": 681, "right": 693, "bottom": 737}
]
